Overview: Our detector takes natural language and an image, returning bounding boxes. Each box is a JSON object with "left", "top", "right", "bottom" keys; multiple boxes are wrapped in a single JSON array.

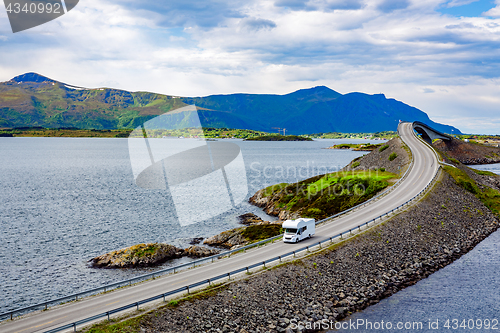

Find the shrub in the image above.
[
  {"left": 352, "top": 161, "right": 360, "bottom": 168},
  {"left": 458, "top": 179, "right": 478, "bottom": 194},
  {"left": 241, "top": 224, "right": 283, "bottom": 242},
  {"left": 388, "top": 152, "right": 397, "bottom": 161},
  {"left": 379, "top": 145, "right": 389, "bottom": 152},
  {"left": 473, "top": 169, "right": 497, "bottom": 176}
]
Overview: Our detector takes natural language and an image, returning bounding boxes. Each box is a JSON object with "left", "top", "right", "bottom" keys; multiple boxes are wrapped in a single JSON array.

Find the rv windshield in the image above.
[{"left": 285, "top": 228, "right": 297, "bottom": 234}]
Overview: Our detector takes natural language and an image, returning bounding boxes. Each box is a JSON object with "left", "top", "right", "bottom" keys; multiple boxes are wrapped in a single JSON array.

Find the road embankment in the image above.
[
  {"left": 249, "top": 138, "right": 407, "bottom": 221},
  {"left": 434, "top": 137, "right": 500, "bottom": 164},
  {"left": 84, "top": 143, "right": 500, "bottom": 333}
]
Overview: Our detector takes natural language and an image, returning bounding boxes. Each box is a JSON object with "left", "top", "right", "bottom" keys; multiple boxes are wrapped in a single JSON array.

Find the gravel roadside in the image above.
[{"left": 132, "top": 165, "right": 499, "bottom": 332}]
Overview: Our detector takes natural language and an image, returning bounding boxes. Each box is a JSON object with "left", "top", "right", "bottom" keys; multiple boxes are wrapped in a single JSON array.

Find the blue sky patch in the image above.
[{"left": 437, "top": 0, "right": 496, "bottom": 17}]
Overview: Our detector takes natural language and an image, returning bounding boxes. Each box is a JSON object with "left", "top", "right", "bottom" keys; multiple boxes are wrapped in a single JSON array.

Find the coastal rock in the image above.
[
  {"left": 189, "top": 237, "right": 204, "bottom": 245},
  {"left": 238, "top": 212, "right": 281, "bottom": 226},
  {"left": 90, "top": 243, "right": 184, "bottom": 268},
  {"left": 203, "top": 228, "right": 247, "bottom": 249},
  {"left": 248, "top": 188, "right": 301, "bottom": 220},
  {"left": 433, "top": 138, "right": 500, "bottom": 165},
  {"left": 183, "top": 245, "right": 220, "bottom": 258},
  {"left": 238, "top": 213, "right": 265, "bottom": 225}
]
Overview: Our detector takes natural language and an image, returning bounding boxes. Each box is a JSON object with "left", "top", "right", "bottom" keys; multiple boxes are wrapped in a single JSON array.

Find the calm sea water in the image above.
[
  {"left": 331, "top": 163, "right": 500, "bottom": 332},
  {"left": 0, "top": 137, "right": 374, "bottom": 313}
]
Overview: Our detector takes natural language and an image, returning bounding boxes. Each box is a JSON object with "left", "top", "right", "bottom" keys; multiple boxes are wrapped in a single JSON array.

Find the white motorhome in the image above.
[{"left": 283, "top": 218, "right": 315, "bottom": 243}]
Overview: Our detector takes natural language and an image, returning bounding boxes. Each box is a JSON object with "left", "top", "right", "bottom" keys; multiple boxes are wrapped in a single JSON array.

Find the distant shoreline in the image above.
[
  {"left": 0, "top": 128, "right": 132, "bottom": 138},
  {"left": 245, "top": 134, "right": 313, "bottom": 141}
]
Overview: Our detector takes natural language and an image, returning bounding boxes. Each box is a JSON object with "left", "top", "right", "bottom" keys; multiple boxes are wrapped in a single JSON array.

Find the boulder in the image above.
[
  {"left": 237, "top": 213, "right": 265, "bottom": 225},
  {"left": 183, "top": 245, "right": 220, "bottom": 258},
  {"left": 203, "top": 228, "right": 247, "bottom": 249},
  {"left": 90, "top": 243, "right": 184, "bottom": 268}
]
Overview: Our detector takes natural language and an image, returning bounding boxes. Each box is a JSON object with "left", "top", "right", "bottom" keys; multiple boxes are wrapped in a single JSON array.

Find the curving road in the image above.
[{"left": 0, "top": 122, "right": 440, "bottom": 333}]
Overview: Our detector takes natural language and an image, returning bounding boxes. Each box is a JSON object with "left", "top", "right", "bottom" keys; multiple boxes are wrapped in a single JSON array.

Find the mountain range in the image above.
[{"left": 0, "top": 73, "right": 461, "bottom": 134}]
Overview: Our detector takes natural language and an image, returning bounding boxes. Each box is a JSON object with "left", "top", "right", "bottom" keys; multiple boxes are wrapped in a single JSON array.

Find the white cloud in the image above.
[
  {"left": 445, "top": 0, "right": 479, "bottom": 8},
  {"left": 1, "top": 0, "right": 500, "bottom": 133},
  {"left": 482, "top": 0, "right": 500, "bottom": 16}
]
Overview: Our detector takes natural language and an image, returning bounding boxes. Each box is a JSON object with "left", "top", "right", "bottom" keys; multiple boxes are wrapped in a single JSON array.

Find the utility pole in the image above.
[{"left": 272, "top": 127, "right": 283, "bottom": 135}]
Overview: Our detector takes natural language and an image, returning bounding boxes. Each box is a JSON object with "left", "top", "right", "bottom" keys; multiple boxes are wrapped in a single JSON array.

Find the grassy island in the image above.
[{"left": 251, "top": 170, "right": 398, "bottom": 220}]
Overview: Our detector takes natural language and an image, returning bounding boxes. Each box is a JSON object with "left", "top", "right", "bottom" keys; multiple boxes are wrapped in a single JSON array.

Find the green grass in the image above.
[
  {"left": 388, "top": 152, "right": 397, "bottom": 161},
  {"left": 379, "top": 145, "right": 389, "bottom": 152},
  {"left": 129, "top": 244, "right": 159, "bottom": 258},
  {"left": 352, "top": 161, "right": 360, "bottom": 168},
  {"left": 263, "top": 183, "right": 288, "bottom": 197},
  {"left": 305, "top": 170, "right": 396, "bottom": 195},
  {"left": 241, "top": 224, "right": 283, "bottom": 242},
  {"left": 472, "top": 169, "right": 498, "bottom": 177},
  {"left": 444, "top": 166, "right": 500, "bottom": 216},
  {"left": 84, "top": 316, "right": 143, "bottom": 333},
  {"left": 264, "top": 170, "right": 398, "bottom": 220}
]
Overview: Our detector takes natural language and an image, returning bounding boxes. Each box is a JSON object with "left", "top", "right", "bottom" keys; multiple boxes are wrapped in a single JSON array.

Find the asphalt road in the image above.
[{"left": 0, "top": 122, "right": 439, "bottom": 333}]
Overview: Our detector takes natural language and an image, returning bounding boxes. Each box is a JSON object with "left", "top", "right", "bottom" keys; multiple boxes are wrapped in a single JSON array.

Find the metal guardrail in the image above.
[
  {"left": 42, "top": 163, "right": 441, "bottom": 333},
  {"left": 0, "top": 124, "right": 417, "bottom": 322},
  {"left": 414, "top": 131, "right": 457, "bottom": 169},
  {"left": 3, "top": 123, "right": 437, "bottom": 332}
]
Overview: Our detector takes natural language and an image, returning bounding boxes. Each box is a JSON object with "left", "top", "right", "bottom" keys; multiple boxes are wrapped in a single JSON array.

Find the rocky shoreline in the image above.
[
  {"left": 89, "top": 243, "right": 221, "bottom": 268},
  {"left": 136, "top": 163, "right": 500, "bottom": 333},
  {"left": 90, "top": 139, "right": 500, "bottom": 333},
  {"left": 90, "top": 213, "right": 278, "bottom": 268}
]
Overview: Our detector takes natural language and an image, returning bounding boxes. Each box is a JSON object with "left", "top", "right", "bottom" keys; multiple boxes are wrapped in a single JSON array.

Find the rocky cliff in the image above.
[{"left": 433, "top": 138, "right": 500, "bottom": 165}]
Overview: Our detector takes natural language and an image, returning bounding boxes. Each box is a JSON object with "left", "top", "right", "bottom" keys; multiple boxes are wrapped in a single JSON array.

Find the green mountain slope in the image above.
[
  {"left": 0, "top": 73, "right": 461, "bottom": 134},
  {"left": 0, "top": 73, "right": 186, "bottom": 129}
]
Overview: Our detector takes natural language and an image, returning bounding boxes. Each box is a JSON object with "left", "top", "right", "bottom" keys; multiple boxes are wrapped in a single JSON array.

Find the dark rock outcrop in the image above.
[
  {"left": 90, "top": 243, "right": 222, "bottom": 268},
  {"left": 189, "top": 238, "right": 204, "bottom": 245},
  {"left": 203, "top": 228, "right": 247, "bottom": 249},
  {"left": 433, "top": 138, "right": 500, "bottom": 165},
  {"left": 183, "top": 246, "right": 220, "bottom": 258},
  {"left": 90, "top": 243, "right": 184, "bottom": 268},
  {"left": 237, "top": 213, "right": 265, "bottom": 225}
]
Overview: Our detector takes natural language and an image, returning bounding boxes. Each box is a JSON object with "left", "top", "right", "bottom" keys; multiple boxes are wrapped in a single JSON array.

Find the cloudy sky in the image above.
[{"left": 1, "top": 0, "right": 500, "bottom": 134}]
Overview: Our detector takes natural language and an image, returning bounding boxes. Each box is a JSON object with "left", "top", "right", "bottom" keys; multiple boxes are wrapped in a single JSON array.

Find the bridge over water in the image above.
[{"left": 412, "top": 121, "right": 452, "bottom": 145}]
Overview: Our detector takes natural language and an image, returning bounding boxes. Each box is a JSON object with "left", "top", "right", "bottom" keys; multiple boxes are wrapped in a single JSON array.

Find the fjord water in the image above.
[
  {"left": 0, "top": 137, "right": 371, "bottom": 313},
  {"left": 332, "top": 163, "right": 500, "bottom": 333}
]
